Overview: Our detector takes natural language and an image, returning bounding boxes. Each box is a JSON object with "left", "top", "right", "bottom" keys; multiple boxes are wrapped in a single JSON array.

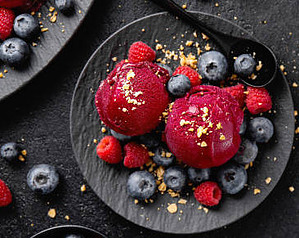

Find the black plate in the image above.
[
  {"left": 30, "top": 225, "right": 106, "bottom": 238},
  {"left": 70, "top": 12, "right": 294, "bottom": 234},
  {"left": 0, "top": 0, "right": 94, "bottom": 102}
]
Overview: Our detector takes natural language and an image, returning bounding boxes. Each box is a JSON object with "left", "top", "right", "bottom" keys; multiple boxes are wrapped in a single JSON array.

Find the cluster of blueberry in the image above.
[
  {"left": 0, "top": 142, "right": 59, "bottom": 195},
  {"left": 0, "top": 0, "right": 74, "bottom": 67},
  {"left": 167, "top": 50, "right": 257, "bottom": 98},
  {"left": 125, "top": 115, "right": 273, "bottom": 200}
]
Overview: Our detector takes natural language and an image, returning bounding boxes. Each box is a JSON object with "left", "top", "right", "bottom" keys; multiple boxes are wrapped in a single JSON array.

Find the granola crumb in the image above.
[
  {"left": 80, "top": 184, "right": 86, "bottom": 192},
  {"left": 253, "top": 188, "right": 261, "bottom": 195},
  {"left": 294, "top": 110, "right": 298, "bottom": 116},
  {"left": 65, "top": 215, "right": 70, "bottom": 220},
  {"left": 265, "top": 177, "right": 272, "bottom": 184},
  {"left": 178, "top": 199, "right": 187, "bottom": 205},
  {"left": 167, "top": 203, "right": 178, "bottom": 214},
  {"left": 41, "top": 28, "right": 48, "bottom": 32},
  {"left": 203, "top": 207, "right": 209, "bottom": 214},
  {"left": 48, "top": 209, "right": 56, "bottom": 218},
  {"left": 101, "top": 127, "right": 107, "bottom": 133},
  {"left": 182, "top": 4, "right": 187, "bottom": 9},
  {"left": 292, "top": 82, "right": 298, "bottom": 88},
  {"left": 50, "top": 11, "right": 58, "bottom": 23},
  {"left": 134, "top": 199, "right": 139, "bottom": 204},
  {"left": 112, "top": 57, "right": 118, "bottom": 62},
  {"left": 279, "top": 65, "right": 285, "bottom": 72},
  {"left": 289, "top": 186, "right": 295, "bottom": 192}
]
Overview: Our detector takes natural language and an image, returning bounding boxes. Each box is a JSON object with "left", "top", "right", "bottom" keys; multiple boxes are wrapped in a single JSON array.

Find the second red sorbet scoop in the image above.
[
  {"left": 165, "top": 85, "right": 244, "bottom": 168},
  {"left": 95, "top": 61, "right": 170, "bottom": 136}
]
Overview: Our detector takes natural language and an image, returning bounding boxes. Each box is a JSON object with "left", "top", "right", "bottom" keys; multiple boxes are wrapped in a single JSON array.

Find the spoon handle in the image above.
[{"left": 151, "top": 0, "right": 233, "bottom": 54}]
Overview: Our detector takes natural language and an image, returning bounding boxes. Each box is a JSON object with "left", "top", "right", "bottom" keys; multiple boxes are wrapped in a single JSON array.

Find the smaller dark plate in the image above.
[{"left": 30, "top": 225, "right": 106, "bottom": 238}]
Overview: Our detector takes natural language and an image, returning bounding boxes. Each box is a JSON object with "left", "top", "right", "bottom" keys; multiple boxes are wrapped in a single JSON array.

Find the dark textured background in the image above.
[{"left": 0, "top": 0, "right": 298, "bottom": 237}]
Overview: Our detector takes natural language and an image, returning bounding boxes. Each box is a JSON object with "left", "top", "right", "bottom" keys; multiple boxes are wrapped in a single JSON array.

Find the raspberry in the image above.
[
  {"left": 128, "top": 41, "right": 156, "bottom": 63},
  {"left": 246, "top": 86, "right": 272, "bottom": 114},
  {"left": 173, "top": 66, "right": 202, "bottom": 86},
  {"left": 194, "top": 181, "right": 222, "bottom": 207},
  {"left": 96, "top": 136, "right": 122, "bottom": 164},
  {"left": 0, "top": 179, "right": 12, "bottom": 207},
  {"left": 224, "top": 84, "right": 245, "bottom": 107},
  {"left": 124, "top": 142, "right": 149, "bottom": 168},
  {"left": 0, "top": 0, "right": 46, "bottom": 11},
  {"left": 0, "top": 8, "right": 14, "bottom": 40}
]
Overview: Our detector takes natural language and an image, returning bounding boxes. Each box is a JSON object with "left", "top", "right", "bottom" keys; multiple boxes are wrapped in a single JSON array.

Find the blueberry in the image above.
[
  {"left": 239, "top": 117, "right": 247, "bottom": 135},
  {"left": 127, "top": 171, "right": 156, "bottom": 200},
  {"left": 65, "top": 235, "right": 84, "bottom": 238},
  {"left": 167, "top": 74, "right": 191, "bottom": 97},
  {"left": 153, "top": 146, "right": 175, "bottom": 167},
  {"left": 139, "top": 133, "right": 160, "bottom": 149},
  {"left": 234, "top": 54, "right": 256, "bottom": 77},
  {"left": 0, "top": 38, "right": 29, "bottom": 66},
  {"left": 217, "top": 163, "right": 247, "bottom": 194},
  {"left": 110, "top": 129, "right": 132, "bottom": 141},
  {"left": 157, "top": 63, "right": 173, "bottom": 76},
  {"left": 0, "top": 142, "right": 22, "bottom": 162},
  {"left": 27, "top": 164, "right": 59, "bottom": 195},
  {"left": 187, "top": 167, "right": 211, "bottom": 185},
  {"left": 248, "top": 117, "right": 274, "bottom": 143},
  {"left": 234, "top": 139, "right": 258, "bottom": 165},
  {"left": 55, "top": 0, "right": 74, "bottom": 14},
  {"left": 164, "top": 166, "right": 187, "bottom": 191},
  {"left": 14, "top": 14, "right": 39, "bottom": 40},
  {"left": 198, "top": 51, "right": 228, "bottom": 81}
]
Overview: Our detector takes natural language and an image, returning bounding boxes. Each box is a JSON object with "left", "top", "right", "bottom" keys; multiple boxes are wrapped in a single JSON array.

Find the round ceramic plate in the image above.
[
  {"left": 0, "top": 0, "right": 94, "bottom": 102},
  {"left": 70, "top": 12, "right": 294, "bottom": 234},
  {"left": 30, "top": 225, "right": 106, "bottom": 238}
]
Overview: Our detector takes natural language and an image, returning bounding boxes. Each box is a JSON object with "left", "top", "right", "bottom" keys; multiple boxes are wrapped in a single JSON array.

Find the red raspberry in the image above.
[
  {"left": 173, "top": 66, "right": 202, "bottom": 86},
  {"left": 194, "top": 181, "right": 222, "bottom": 207},
  {"left": 224, "top": 84, "right": 245, "bottom": 107},
  {"left": 0, "top": 8, "right": 14, "bottom": 41},
  {"left": 0, "top": 179, "right": 12, "bottom": 207},
  {"left": 0, "top": 0, "right": 45, "bottom": 11},
  {"left": 124, "top": 142, "right": 149, "bottom": 168},
  {"left": 246, "top": 86, "right": 272, "bottom": 114},
  {"left": 96, "top": 136, "right": 122, "bottom": 164},
  {"left": 128, "top": 41, "right": 156, "bottom": 63}
]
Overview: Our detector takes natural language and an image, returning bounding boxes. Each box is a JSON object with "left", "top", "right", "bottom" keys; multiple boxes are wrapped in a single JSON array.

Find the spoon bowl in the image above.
[
  {"left": 151, "top": 0, "right": 278, "bottom": 87},
  {"left": 229, "top": 39, "right": 277, "bottom": 87}
]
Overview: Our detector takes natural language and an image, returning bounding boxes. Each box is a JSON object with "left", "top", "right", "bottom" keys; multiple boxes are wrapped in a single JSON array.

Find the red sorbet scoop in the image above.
[
  {"left": 165, "top": 85, "right": 244, "bottom": 168},
  {"left": 95, "top": 61, "right": 170, "bottom": 136}
]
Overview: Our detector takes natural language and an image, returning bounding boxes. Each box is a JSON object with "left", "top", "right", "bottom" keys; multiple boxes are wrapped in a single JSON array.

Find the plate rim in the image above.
[
  {"left": 70, "top": 11, "right": 295, "bottom": 234},
  {"left": 30, "top": 225, "right": 106, "bottom": 238},
  {"left": 0, "top": 0, "right": 95, "bottom": 103}
]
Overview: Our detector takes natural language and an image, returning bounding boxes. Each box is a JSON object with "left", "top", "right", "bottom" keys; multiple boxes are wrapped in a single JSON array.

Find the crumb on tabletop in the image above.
[
  {"left": 182, "top": 4, "right": 187, "bottom": 9},
  {"left": 292, "top": 82, "right": 298, "bottom": 88},
  {"left": 289, "top": 186, "right": 295, "bottom": 192},
  {"left": 81, "top": 184, "right": 86, "bottom": 192},
  {"left": 48, "top": 208, "right": 56, "bottom": 218},
  {"left": 65, "top": 215, "right": 70, "bottom": 220}
]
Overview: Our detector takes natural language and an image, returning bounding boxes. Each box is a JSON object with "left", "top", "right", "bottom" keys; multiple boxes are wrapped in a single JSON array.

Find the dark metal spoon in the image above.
[{"left": 151, "top": 0, "right": 278, "bottom": 87}]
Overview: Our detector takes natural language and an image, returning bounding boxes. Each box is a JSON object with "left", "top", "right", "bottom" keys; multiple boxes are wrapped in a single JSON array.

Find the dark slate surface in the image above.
[{"left": 0, "top": 0, "right": 298, "bottom": 237}]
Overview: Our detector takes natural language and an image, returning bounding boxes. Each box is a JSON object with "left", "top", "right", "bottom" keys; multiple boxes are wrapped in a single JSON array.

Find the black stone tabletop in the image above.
[{"left": 0, "top": 0, "right": 298, "bottom": 237}]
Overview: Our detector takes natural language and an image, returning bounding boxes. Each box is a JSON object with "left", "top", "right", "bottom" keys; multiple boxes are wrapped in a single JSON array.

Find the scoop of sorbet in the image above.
[
  {"left": 165, "top": 85, "right": 244, "bottom": 168},
  {"left": 95, "top": 61, "right": 170, "bottom": 136}
]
